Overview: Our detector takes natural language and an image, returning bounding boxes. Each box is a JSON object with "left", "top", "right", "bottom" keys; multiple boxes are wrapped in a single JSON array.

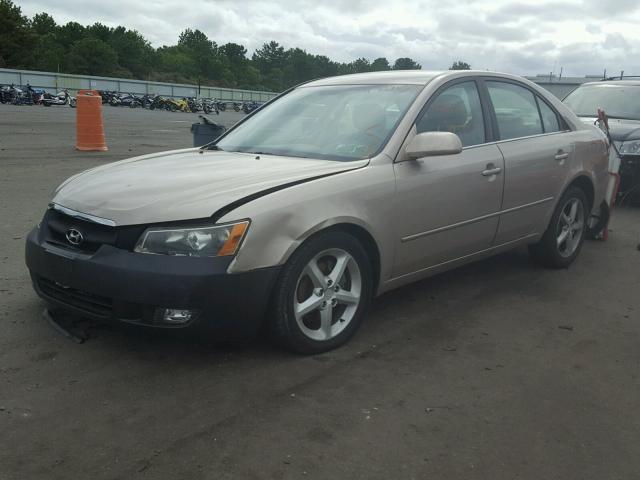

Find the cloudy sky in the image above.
[{"left": 20, "top": 0, "right": 640, "bottom": 77}]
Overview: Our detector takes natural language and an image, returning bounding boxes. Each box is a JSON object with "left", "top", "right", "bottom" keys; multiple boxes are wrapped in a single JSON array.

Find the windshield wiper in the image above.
[
  {"left": 243, "top": 150, "right": 272, "bottom": 155},
  {"left": 583, "top": 114, "right": 640, "bottom": 121},
  {"left": 604, "top": 115, "right": 640, "bottom": 121}
]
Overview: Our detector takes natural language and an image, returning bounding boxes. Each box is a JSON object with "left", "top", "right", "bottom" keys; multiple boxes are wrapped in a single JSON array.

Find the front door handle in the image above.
[
  {"left": 482, "top": 165, "right": 502, "bottom": 177},
  {"left": 555, "top": 152, "right": 569, "bottom": 161}
]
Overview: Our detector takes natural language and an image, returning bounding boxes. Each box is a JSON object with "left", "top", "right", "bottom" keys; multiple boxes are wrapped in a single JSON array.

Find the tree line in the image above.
[{"left": 0, "top": 0, "right": 470, "bottom": 92}]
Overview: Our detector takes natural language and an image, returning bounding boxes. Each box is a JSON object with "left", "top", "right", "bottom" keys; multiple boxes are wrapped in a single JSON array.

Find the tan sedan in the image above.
[{"left": 26, "top": 70, "right": 609, "bottom": 353}]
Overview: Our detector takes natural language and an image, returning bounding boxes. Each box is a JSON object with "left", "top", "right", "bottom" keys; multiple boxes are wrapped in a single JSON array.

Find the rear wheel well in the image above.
[{"left": 568, "top": 175, "right": 595, "bottom": 211}]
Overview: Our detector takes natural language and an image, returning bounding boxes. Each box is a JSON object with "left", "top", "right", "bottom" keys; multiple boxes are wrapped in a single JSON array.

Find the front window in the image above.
[
  {"left": 563, "top": 84, "right": 640, "bottom": 120},
  {"left": 215, "top": 84, "right": 422, "bottom": 161},
  {"left": 486, "top": 81, "right": 544, "bottom": 140},
  {"left": 416, "top": 81, "right": 486, "bottom": 147}
]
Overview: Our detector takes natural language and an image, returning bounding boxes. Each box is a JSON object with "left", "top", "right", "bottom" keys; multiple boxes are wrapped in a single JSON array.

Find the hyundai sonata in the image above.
[{"left": 26, "top": 71, "right": 609, "bottom": 353}]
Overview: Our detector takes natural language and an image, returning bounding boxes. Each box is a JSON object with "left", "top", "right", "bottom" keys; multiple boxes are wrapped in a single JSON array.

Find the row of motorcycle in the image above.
[
  {"left": 0, "top": 84, "right": 263, "bottom": 114},
  {"left": 0, "top": 84, "right": 76, "bottom": 107},
  {"left": 98, "top": 91, "right": 262, "bottom": 114}
]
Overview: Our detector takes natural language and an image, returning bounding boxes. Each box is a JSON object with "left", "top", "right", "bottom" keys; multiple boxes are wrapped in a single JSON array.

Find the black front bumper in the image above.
[
  {"left": 25, "top": 227, "right": 280, "bottom": 337},
  {"left": 619, "top": 155, "right": 640, "bottom": 203}
]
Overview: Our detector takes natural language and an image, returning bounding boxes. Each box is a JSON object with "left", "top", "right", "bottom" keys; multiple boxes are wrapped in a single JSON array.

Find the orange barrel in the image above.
[{"left": 76, "top": 90, "right": 108, "bottom": 151}]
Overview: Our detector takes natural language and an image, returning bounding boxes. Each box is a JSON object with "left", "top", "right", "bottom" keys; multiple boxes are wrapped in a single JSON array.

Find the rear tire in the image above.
[
  {"left": 269, "top": 231, "right": 373, "bottom": 354},
  {"left": 529, "top": 186, "right": 588, "bottom": 268}
]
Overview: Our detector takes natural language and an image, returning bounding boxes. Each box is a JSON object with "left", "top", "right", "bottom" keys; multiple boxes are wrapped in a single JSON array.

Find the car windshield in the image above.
[
  {"left": 215, "top": 84, "right": 422, "bottom": 161},
  {"left": 563, "top": 84, "right": 640, "bottom": 120}
]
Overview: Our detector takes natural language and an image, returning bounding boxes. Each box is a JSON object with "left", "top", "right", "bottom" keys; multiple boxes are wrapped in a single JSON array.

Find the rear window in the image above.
[{"left": 537, "top": 98, "right": 561, "bottom": 133}]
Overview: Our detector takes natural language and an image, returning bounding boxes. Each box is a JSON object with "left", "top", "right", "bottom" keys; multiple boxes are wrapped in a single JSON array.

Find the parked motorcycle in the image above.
[
  {"left": 109, "top": 92, "right": 137, "bottom": 107},
  {"left": 148, "top": 95, "right": 168, "bottom": 110},
  {"left": 109, "top": 92, "right": 123, "bottom": 106},
  {"left": 29, "top": 88, "right": 46, "bottom": 105},
  {"left": 187, "top": 97, "right": 203, "bottom": 113},
  {"left": 128, "top": 95, "right": 144, "bottom": 108},
  {"left": 242, "top": 101, "right": 261, "bottom": 114},
  {"left": 98, "top": 90, "right": 118, "bottom": 104},
  {"left": 42, "top": 89, "right": 73, "bottom": 107},
  {"left": 140, "top": 94, "right": 157, "bottom": 109},
  {"left": 163, "top": 97, "right": 180, "bottom": 112},
  {"left": 164, "top": 97, "right": 190, "bottom": 112},
  {"left": 216, "top": 100, "right": 227, "bottom": 112},
  {"left": 9, "top": 84, "right": 35, "bottom": 105},
  {"left": 202, "top": 98, "right": 219, "bottom": 115},
  {"left": 115, "top": 93, "right": 144, "bottom": 108},
  {"left": 0, "top": 84, "right": 13, "bottom": 103}
]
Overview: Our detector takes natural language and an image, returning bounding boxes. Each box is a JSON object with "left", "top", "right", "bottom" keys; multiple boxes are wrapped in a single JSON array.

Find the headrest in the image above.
[
  {"left": 352, "top": 103, "right": 386, "bottom": 132},
  {"left": 426, "top": 94, "right": 468, "bottom": 130}
]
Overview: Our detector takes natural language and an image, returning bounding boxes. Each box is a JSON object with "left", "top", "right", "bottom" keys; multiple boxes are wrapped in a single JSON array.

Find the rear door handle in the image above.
[
  {"left": 481, "top": 166, "right": 502, "bottom": 176},
  {"left": 555, "top": 152, "right": 569, "bottom": 161}
]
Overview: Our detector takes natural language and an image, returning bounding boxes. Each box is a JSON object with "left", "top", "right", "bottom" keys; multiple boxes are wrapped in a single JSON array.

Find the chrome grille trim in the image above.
[{"left": 49, "top": 203, "right": 116, "bottom": 227}]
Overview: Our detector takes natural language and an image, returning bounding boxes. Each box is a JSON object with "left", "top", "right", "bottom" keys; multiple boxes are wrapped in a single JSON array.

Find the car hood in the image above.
[
  {"left": 578, "top": 117, "right": 640, "bottom": 142},
  {"left": 52, "top": 148, "right": 368, "bottom": 226}
]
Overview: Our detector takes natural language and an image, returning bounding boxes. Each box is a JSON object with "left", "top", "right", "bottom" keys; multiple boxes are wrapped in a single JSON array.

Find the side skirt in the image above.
[{"left": 378, "top": 233, "right": 540, "bottom": 295}]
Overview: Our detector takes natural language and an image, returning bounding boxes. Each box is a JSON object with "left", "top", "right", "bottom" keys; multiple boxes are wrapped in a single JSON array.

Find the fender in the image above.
[{"left": 219, "top": 162, "right": 397, "bottom": 289}]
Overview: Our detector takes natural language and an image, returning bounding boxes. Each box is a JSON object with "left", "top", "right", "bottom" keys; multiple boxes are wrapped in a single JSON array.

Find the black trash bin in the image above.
[{"left": 191, "top": 118, "right": 226, "bottom": 147}]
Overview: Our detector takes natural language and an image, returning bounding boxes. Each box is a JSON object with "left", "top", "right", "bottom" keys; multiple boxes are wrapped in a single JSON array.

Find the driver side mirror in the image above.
[{"left": 405, "top": 131, "right": 463, "bottom": 160}]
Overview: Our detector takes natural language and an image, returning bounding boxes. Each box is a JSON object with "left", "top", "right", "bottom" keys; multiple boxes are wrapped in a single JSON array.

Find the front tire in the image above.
[
  {"left": 269, "top": 231, "right": 373, "bottom": 354},
  {"left": 529, "top": 186, "right": 588, "bottom": 268}
]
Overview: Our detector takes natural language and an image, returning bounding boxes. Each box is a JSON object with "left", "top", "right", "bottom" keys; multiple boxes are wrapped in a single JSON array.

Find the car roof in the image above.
[
  {"left": 304, "top": 70, "right": 447, "bottom": 86},
  {"left": 302, "top": 70, "right": 548, "bottom": 88},
  {"left": 580, "top": 80, "right": 640, "bottom": 87}
]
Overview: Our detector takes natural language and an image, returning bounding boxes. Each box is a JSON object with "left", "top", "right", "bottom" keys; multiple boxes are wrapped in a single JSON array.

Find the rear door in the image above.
[
  {"left": 483, "top": 80, "right": 572, "bottom": 244},
  {"left": 392, "top": 79, "right": 505, "bottom": 277}
]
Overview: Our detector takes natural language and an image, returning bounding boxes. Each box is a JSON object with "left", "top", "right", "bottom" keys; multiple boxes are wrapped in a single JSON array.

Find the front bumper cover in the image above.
[{"left": 25, "top": 227, "right": 280, "bottom": 337}]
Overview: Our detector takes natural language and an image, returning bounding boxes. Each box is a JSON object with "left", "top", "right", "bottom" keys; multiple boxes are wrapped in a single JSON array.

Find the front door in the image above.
[{"left": 392, "top": 80, "right": 505, "bottom": 277}]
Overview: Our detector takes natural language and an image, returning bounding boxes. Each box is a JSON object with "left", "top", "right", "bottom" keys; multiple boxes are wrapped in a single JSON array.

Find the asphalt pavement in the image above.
[{"left": 1, "top": 104, "right": 639, "bottom": 480}]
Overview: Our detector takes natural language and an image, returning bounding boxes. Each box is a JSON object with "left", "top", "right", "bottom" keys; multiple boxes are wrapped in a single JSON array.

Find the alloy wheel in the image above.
[
  {"left": 293, "top": 248, "right": 362, "bottom": 341},
  {"left": 556, "top": 197, "right": 584, "bottom": 258}
]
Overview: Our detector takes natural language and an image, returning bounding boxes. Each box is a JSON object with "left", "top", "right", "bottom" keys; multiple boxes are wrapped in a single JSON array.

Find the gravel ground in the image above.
[{"left": 1, "top": 104, "right": 639, "bottom": 480}]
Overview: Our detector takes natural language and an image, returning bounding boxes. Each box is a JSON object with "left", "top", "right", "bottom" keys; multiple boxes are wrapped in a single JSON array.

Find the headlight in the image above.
[
  {"left": 134, "top": 221, "right": 249, "bottom": 257},
  {"left": 619, "top": 140, "right": 640, "bottom": 155}
]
